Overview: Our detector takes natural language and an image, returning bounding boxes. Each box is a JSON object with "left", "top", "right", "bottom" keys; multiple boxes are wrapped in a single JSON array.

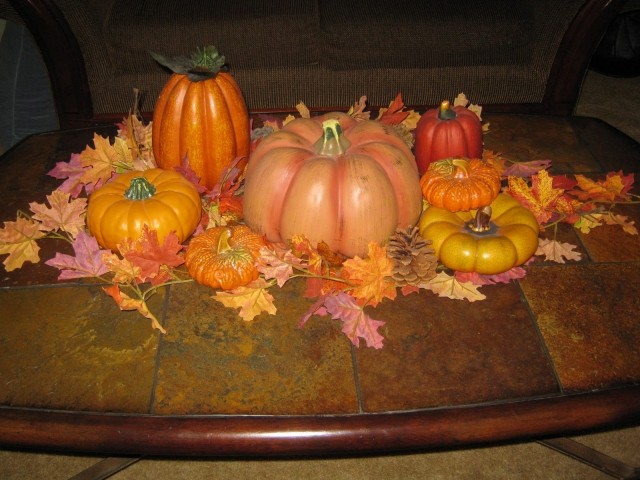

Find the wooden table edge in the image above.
[{"left": 1, "top": 386, "right": 639, "bottom": 456}]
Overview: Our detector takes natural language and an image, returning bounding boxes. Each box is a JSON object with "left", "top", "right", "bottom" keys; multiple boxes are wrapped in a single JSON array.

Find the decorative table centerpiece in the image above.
[{"left": 0, "top": 47, "right": 637, "bottom": 350}]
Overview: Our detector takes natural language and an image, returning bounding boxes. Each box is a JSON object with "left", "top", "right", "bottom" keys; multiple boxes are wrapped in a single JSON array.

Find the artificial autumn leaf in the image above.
[
  {"left": 535, "top": 238, "right": 582, "bottom": 263},
  {"left": 256, "top": 246, "right": 302, "bottom": 287},
  {"left": 48, "top": 153, "right": 87, "bottom": 198},
  {"left": 573, "top": 171, "right": 635, "bottom": 202},
  {"left": 29, "top": 190, "right": 87, "bottom": 238},
  {"left": 483, "top": 150, "right": 508, "bottom": 176},
  {"left": 295, "top": 102, "right": 311, "bottom": 119},
  {"left": 453, "top": 93, "right": 482, "bottom": 120},
  {"left": 214, "top": 278, "right": 277, "bottom": 321},
  {"left": 421, "top": 271, "right": 486, "bottom": 302},
  {"left": 322, "top": 291, "right": 386, "bottom": 349},
  {"left": 78, "top": 134, "right": 134, "bottom": 192},
  {"left": 120, "top": 226, "right": 184, "bottom": 285},
  {"left": 0, "top": 216, "right": 47, "bottom": 271},
  {"left": 507, "top": 170, "right": 577, "bottom": 226},
  {"left": 455, "top": 267, "right": 527, "bottom": 286},
  {"left": 342, "top": 242, "right": 397, "bottom": 306},
  {"left": 103, "top": 284, "right": 166, "bottom": 333},
  {"left": 602, "top": 212, "right": 638, "bottom": 235},
  {"left": 347, "top": 95, "right": 371, "bottom": 121},
  {"left": 502, "top": 159, "right": 552, "bottom": 178},
  {"left": 45, "top": 230, "right": 110, "bottom": 280},
  {"left": 574, "top": 213, "right": 604, "bottom": 234},
  {"left": 377, "top": 93, "right": 411, "bottom": 126},
  {"left": 102, "top": 252, "right": 141, "bottom": 284}
]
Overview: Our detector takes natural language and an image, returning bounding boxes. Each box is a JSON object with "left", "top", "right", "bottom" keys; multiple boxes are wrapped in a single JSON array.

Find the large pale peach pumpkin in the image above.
[{"left": 243, "top": 112, "right": 423, "bottom": 258}]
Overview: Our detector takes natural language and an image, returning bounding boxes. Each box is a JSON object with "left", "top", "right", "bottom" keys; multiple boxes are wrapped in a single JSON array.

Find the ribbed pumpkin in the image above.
[
  {"left": 414, "top": 100, "right": 483, "bottom": 174},
  {"left": 420, "top": 158, "right": 501, "bottom": 212},
  {"left": 87, "top": 168, "right": 202, "bottom": 251},
  {"left": 243, "top": 112, "right": 423, "bottom": 258},
  {"left": 419, "top": 193, "right": 539, "bottom": 274},
  {"left": 151, "top": 46, "right": 250, "bottom": 190},
  {"left": 185, "top": 225, "right": 266, "bottom": 290}
]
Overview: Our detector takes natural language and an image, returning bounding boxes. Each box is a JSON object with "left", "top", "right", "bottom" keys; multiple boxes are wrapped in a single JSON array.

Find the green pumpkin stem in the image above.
[
  {"left": 216, "top": 228, "right": 233, "bottom": 253},
  {"left": 316, "top": 119, "right": 351, "bottom": 156},
  {"left": 150, "top": 45, "right": 225, "bottom": 82},
  {"left": 468, "top": 206, "right": 493, "bottom": 233},
  {"left": 438, "top": 100, "right": 457, "bottom": 120},
  {"left": 124, "top": 176, "right": 156, "bottom": 200}
]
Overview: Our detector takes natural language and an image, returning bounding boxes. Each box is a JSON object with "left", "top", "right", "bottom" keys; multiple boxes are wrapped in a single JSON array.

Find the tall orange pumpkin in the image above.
[{"left": 151, "top": 46, "right": 250, "bottom": 190}]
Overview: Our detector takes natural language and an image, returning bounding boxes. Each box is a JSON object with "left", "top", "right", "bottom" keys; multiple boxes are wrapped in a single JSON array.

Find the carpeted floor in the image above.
[{"left": 1, "top": 70, "right": 639, "bottom": 480}]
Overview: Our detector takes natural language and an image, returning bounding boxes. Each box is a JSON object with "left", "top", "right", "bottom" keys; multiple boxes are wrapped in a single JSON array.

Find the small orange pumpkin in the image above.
[
  {"left": 151, "top": 46, "right": 250, "bottom": 190},
  {"left": 420, "top": 158, "right": 501, "bottom": 212},
  {"left": 184, "top": 225, "right": 266, "bottom": 290}
]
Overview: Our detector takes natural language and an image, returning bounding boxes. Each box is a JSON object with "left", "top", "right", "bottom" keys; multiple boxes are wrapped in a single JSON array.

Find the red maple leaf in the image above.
[
  {"left": 120, "top": 226, "right": 184, "bottom": 285},
  {"left": 377, "top": 92, "right": 410, "bottom": 125}
]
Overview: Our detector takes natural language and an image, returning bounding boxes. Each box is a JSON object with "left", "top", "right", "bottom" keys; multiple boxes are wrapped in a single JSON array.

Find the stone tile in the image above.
[
  {"left": 0, "top": 285, "right": 160, "bottom": 412},
  {"left": 577, "top": 204, "right": 640, "bottom": 263},
  {"left": 354, "top": 282, "right": 559, "bottom": 412},
  {"left": 484, "top": 115, "right": 600, "bottom": 173},
  {"left": 520, "top": 263, "right": 640, "bottom": 392},
  {"left": 153, "top": 281, "right": 358, "bottom": 415}
]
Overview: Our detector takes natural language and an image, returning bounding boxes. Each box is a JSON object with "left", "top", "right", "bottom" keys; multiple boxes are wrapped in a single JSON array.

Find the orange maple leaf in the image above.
[
  {"left": 0, "top": 216, "right": 47, "bottom": 271},
  {"left": 573, "top": 171, "right": 635, "bottom": 202},
  {"left": 342, "top": 242, "right": 396, "bottom": 307},
  {"left": 103, "top": 284, "right": 166, "bottom": 333}
]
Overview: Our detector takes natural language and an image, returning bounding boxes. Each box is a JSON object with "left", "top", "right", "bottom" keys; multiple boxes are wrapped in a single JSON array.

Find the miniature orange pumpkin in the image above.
[
  {"left": 242, "top": 113, "right": 423, "bottom": 258},
  {"left": 418, "top": 193, "right": 539, "bottom": 274},
  {"left": 87, "top": 168, "right": 202, "bottom": 251},
  {"left": 151, "top": 46, "right": 250, "bottom": 190},
  {"left": 414, "top": 100, "right": 483, "bottom": 174},
  {"left": 184, "top": 225, "right": 266, "bottom": 290},
  {"left": 420, "top": 158, "right": 501, "bottom": 212}
]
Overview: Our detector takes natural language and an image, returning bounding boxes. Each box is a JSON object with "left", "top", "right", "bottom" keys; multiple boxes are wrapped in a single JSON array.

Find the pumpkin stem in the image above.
[
  {"left": 216, "top": 228, "right": 233, "bottom": 253},
  {"left": 150, "top": 45, "right": 225, "bottom": 82},
  {"left": 468, "top": 206, "right": 493, "bottom": 233},
  {"left": 316, "top": 119, "right": 351, "bottom": 156},
  {"left": 438, "top": 100, "right": 457, "bottom": 121},
  {"left": 451, "top": 158, "right": 470, "bottom": 178},
  {"left": 124, "top": 176, "right": 156, "bottom": 200}
]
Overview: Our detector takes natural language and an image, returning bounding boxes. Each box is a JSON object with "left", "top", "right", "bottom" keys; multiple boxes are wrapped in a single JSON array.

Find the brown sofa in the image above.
[{"left": 1, "top": 0, "right": 624, "bottom": 129}]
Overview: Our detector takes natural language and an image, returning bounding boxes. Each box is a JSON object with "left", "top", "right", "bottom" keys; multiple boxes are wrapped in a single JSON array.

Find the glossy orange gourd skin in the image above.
[
  {"left": 418, "top": 194, "right": 539, "bottom": 275},
  {"left": 184, "top": 225, "right": 266, "bottom": 290},
  {"left": 420, "top": 158, "right": 501, "bottom": 212},
  {"left": 243, "top": 112, "right": 423, "bottom": 258},
  {"left": 86, "top": 168, "right": 202, "bottom": 251},
  {"left": 414, "top": 102, "right": 483, "bottom": 174},
  {"left": 152, "top": 72, "right": 250, "bottom": 190}
]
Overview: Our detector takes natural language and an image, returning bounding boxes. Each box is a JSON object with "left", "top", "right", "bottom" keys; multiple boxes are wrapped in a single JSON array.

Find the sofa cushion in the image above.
[
  {"left": 104, "top": 0, "right": 319, "bottom": 75},
  {"left": 318, "top": 0, "right": 533, "bottom": 70}
]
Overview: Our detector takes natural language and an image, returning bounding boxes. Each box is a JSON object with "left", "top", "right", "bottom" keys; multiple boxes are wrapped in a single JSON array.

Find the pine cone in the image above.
[{"left": 387, "top": 226, "right": 438, "bottom": 286}]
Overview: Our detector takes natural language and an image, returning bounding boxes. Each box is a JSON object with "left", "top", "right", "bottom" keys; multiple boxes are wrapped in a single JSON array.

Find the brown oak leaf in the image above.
[
  {"left": 421, "top": 271, "right": 486, "bottom": 302},
  {"left": 535, "top": 238, "right": 582, "bottom": 263}
]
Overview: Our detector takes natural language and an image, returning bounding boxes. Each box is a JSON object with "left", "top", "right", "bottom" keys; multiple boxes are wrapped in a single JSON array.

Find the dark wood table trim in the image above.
[{"left": 1, "top": 387, "right": 639, "bottom": 456}]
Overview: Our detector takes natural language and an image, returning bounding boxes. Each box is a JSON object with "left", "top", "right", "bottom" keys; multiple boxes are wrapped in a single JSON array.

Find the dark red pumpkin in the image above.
[{"left": 414, "top": 100, "right": 483, "bottom": 175}]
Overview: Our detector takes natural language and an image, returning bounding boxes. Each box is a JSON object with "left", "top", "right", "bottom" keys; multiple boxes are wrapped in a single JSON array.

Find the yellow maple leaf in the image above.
[
  {"left": 421, "top": 271, "right": 486, "bottom": 302},
  {"left": 507, "top": 170, "right": 566, "bottom": 225},
  {"left": 29, "top": 190, "right": 87, "bottom": 238},
  {"left": 79, "top": 134, "right": 134, "bottom": 187},
  {"left": 574, "top": 213, "right": 603, "bottom": 234},
  {"left": 0, "top": 216, "right": 48, "bottom": 271},
  {"left": 342, "top": 242, "right": 396, "bottom": 307},
  {"left": 214, "top": 278, "right": 277, "bottom": 321},
  {"left": 102, "top": 252, "right": 141, "bottom": 284}
]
